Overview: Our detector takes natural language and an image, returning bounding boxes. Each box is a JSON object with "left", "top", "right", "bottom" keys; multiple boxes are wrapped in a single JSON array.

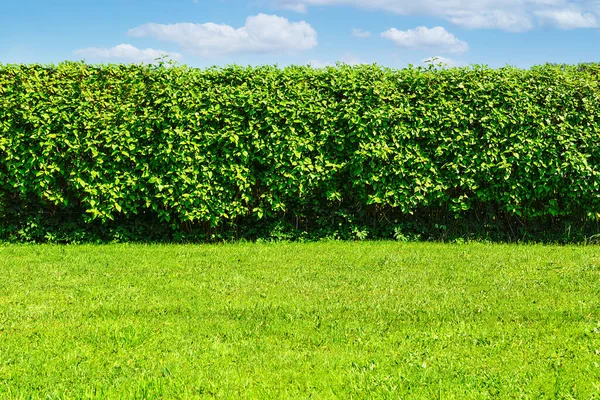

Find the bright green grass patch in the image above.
[{"left": 0, "top": 242, "right": 599, "bottom": 399}]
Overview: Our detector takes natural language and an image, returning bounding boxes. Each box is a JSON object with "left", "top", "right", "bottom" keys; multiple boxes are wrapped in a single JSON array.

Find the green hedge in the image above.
[{"left": 1, "top": 61, "right": 600, "bottom": 242}]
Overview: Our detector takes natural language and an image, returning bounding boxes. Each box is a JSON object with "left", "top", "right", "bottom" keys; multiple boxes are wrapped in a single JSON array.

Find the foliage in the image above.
[{"left": 1, "top": 61, "right": 600, "bottom": 242}]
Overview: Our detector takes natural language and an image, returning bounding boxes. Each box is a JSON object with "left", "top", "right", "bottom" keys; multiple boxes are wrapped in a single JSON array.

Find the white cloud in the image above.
[
  {"left": 278, "top": 0, "right": 308, "bottom": 12},
  {"left": 74, "top": 44, "right": 182, "bottom": 63},
  {"left": 307, "top": 59, "right": 333, "bottom": 68},
  {"left": 381, "top": 26, "right": 469, "bottom": 54},
  {"left": 340, "top": 54, "right": 369, "bottom": 64},
  {"left": 351, "top": 28, "right": 372, "bottom": 37},
  {"left": 444, "top": 9, "right": 534, "bottom": 32},
  {"left": 128, "top": 14, "right": 317, "bottom": 56},
  {"left": 535, "top": 8, "right": 598, "bottom": 28},
  {"left": 275, "top": 0, "right": 600, "bottom": 32},
  {"left": 422, "top": 55, "right": 464, "bottom": 67}
]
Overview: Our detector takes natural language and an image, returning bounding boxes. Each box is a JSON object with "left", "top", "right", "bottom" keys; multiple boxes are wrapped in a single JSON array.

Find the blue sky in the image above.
[{"left": 2, "top": 0, "right": 599, "bottom": 69}]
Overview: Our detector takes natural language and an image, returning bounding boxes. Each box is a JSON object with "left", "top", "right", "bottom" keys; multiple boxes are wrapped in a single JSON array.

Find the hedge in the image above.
[{"left": 1, "top": 61, "right": 600, "bottom": 242}]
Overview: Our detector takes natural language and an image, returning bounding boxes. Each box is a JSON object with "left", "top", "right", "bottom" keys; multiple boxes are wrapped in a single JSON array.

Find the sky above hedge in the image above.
[{"left": 1, "top": 0, "right": 599, "bottom": 68}]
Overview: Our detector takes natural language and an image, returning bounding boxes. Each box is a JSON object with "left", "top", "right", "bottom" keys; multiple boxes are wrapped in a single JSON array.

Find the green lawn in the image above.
[{"left": 0, "top": 242, "right": 599, "bottom": 399}]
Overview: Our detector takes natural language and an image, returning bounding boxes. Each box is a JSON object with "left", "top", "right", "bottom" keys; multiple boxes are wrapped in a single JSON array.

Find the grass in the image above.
[{"left": 0, "top": 242, "right": 599, "bottom": 399}]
